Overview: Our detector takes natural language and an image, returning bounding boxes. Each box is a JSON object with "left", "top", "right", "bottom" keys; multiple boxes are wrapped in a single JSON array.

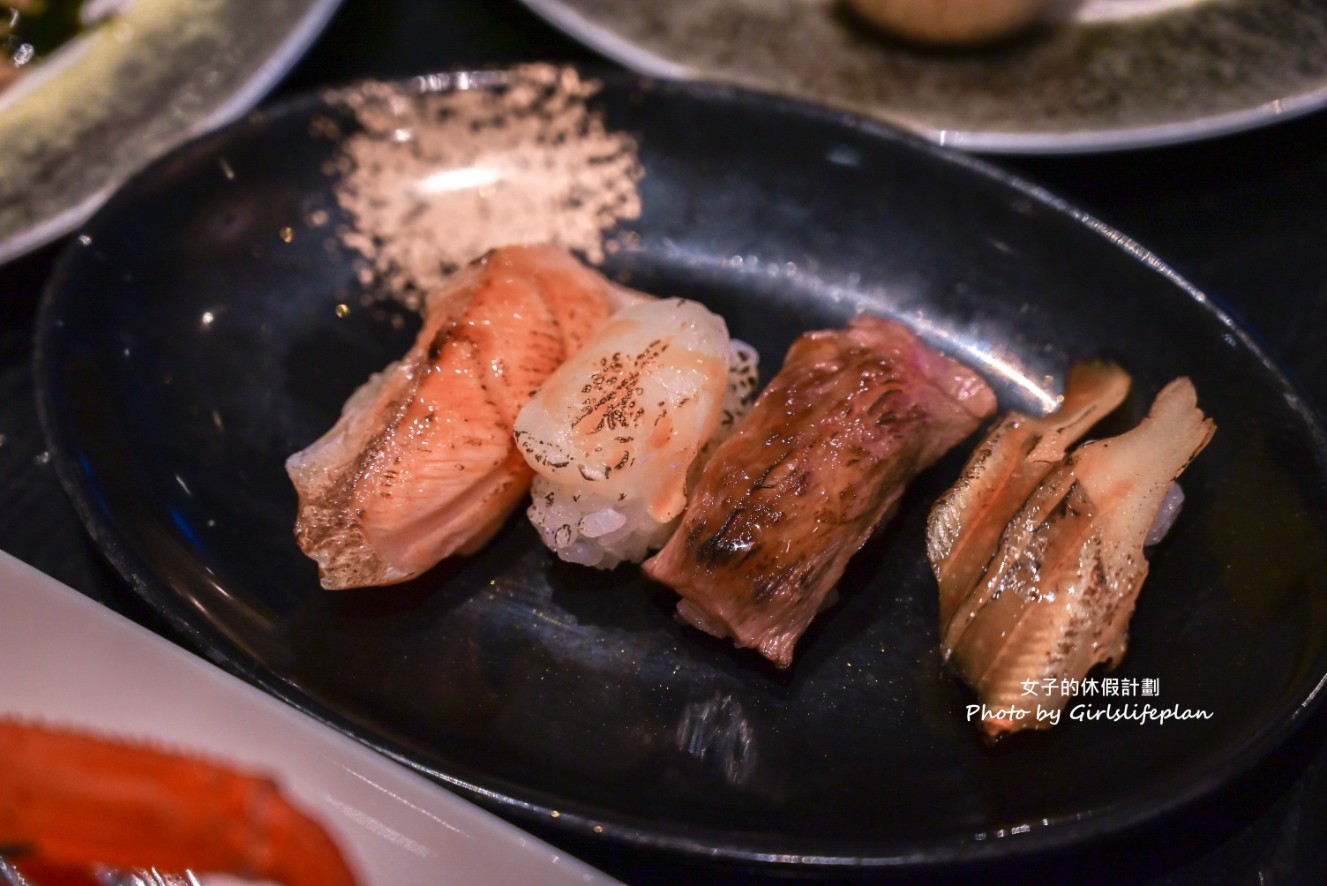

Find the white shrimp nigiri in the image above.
[{"left": 514, "top": 297, "right": 759, "bottom": 569}]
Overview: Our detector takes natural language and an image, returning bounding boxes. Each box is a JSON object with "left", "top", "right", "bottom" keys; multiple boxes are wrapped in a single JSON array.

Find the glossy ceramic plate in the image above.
[
  {"left": 34, "top": 68, "right": 1327, "bottom": 868},
  {"left": 519, "top": 0, "right": 1327, "bottom": 153},
  {"left": 0, "top": 550, "right": 616, "bottom": 885},
  {"left": 0, "top": 0, "right": 343, "bottom": 265}
]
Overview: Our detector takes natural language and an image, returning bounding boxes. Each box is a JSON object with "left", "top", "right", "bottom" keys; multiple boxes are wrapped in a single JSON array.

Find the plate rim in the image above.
[{"left": 31, "top": 67, "right": 1327, "bottom": 868}]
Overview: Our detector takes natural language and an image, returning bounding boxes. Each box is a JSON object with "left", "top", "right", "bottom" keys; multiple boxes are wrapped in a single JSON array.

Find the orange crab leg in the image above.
[{"left": 0, "top": 718, "right": 359, "bottom": 886}]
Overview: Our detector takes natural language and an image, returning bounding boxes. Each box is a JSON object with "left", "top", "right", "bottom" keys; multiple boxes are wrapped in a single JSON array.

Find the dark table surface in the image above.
[{"left": 3, "top": 1, "right": 1326, "bottom": 883}]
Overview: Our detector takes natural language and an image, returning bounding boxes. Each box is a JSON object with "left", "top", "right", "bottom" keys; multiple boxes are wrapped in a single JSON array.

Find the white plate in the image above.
[
  {"left": 0, "top": 550, "right": 616, "bottom": 886},
  {"left": 519, "top": 0, "right": 1327, "bottom": 153},
  {"left": 0, "top": 0, "right": 343, "bottom": 265}
]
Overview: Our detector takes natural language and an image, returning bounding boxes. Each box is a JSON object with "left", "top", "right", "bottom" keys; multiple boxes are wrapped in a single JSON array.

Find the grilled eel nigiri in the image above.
[
  {"left": 933, "top": 376, "right": 1214, "bottom": 739},
  {"left": 928, "top": 361, "right": 1131, "bottom": 630}
]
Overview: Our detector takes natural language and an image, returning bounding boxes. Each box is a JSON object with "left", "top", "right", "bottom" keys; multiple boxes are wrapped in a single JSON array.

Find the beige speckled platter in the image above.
[
  {"left": 0, "top": 0, "right": 343, "bottom": 265},
  {"left": 519, "top": 0, "right": 1327, "bottom": 154}
]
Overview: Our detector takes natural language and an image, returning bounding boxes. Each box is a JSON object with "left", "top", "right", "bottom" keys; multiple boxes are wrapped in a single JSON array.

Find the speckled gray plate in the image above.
[
  {"left": 519, "top": 0, "right": 1327, "bottom": 154},
  {"left": 0, "top": 0, "right": 343, "bottom": 266}
]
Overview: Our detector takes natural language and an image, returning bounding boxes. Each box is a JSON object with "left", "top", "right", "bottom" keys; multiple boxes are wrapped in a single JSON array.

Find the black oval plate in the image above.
[{"left": 34, "top": 69, "right": 1327, "bottom": 868}]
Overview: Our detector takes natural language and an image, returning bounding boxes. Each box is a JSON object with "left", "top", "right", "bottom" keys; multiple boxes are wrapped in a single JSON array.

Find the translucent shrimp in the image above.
[{"left": 514, "top": 297, "right": 758, "bottom": 569}]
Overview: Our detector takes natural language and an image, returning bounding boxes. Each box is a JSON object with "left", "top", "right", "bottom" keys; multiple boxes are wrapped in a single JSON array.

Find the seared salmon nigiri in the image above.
[
  {"left": 287, "top": 245, "right": 642, "bottom": 589},
  {"left": 932, "top": 375, "right": 1215, "bottom": 739},
  {"left": 644, "top": 315, "right": 997, "bottom": 668}
]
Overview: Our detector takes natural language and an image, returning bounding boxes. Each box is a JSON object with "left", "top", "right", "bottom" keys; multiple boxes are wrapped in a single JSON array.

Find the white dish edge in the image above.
[{"left": 0, "top": 549, "right": 617, "bottom": 886}]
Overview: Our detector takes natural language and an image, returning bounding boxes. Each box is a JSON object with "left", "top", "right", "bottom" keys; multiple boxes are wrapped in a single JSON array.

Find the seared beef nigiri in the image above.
[
  {"left": 643, "top": 315, "right": 997, "bottom": 668},
  {"left": 287, "top": 245, "right": 641, "bottom": 589},
  {"left": 933, "top": 376, "right": 1215, "bottom": 739}
]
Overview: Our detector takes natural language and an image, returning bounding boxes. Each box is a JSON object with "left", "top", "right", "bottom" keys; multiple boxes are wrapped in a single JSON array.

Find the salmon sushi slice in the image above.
[{"left": 286, "top": 245, "right": 642, "bottom": 589}]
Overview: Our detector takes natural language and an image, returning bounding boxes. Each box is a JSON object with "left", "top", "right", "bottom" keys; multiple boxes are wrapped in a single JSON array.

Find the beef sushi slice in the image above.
[{"left": 643, "top": 315, "right": 997, "bottom": 667}]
